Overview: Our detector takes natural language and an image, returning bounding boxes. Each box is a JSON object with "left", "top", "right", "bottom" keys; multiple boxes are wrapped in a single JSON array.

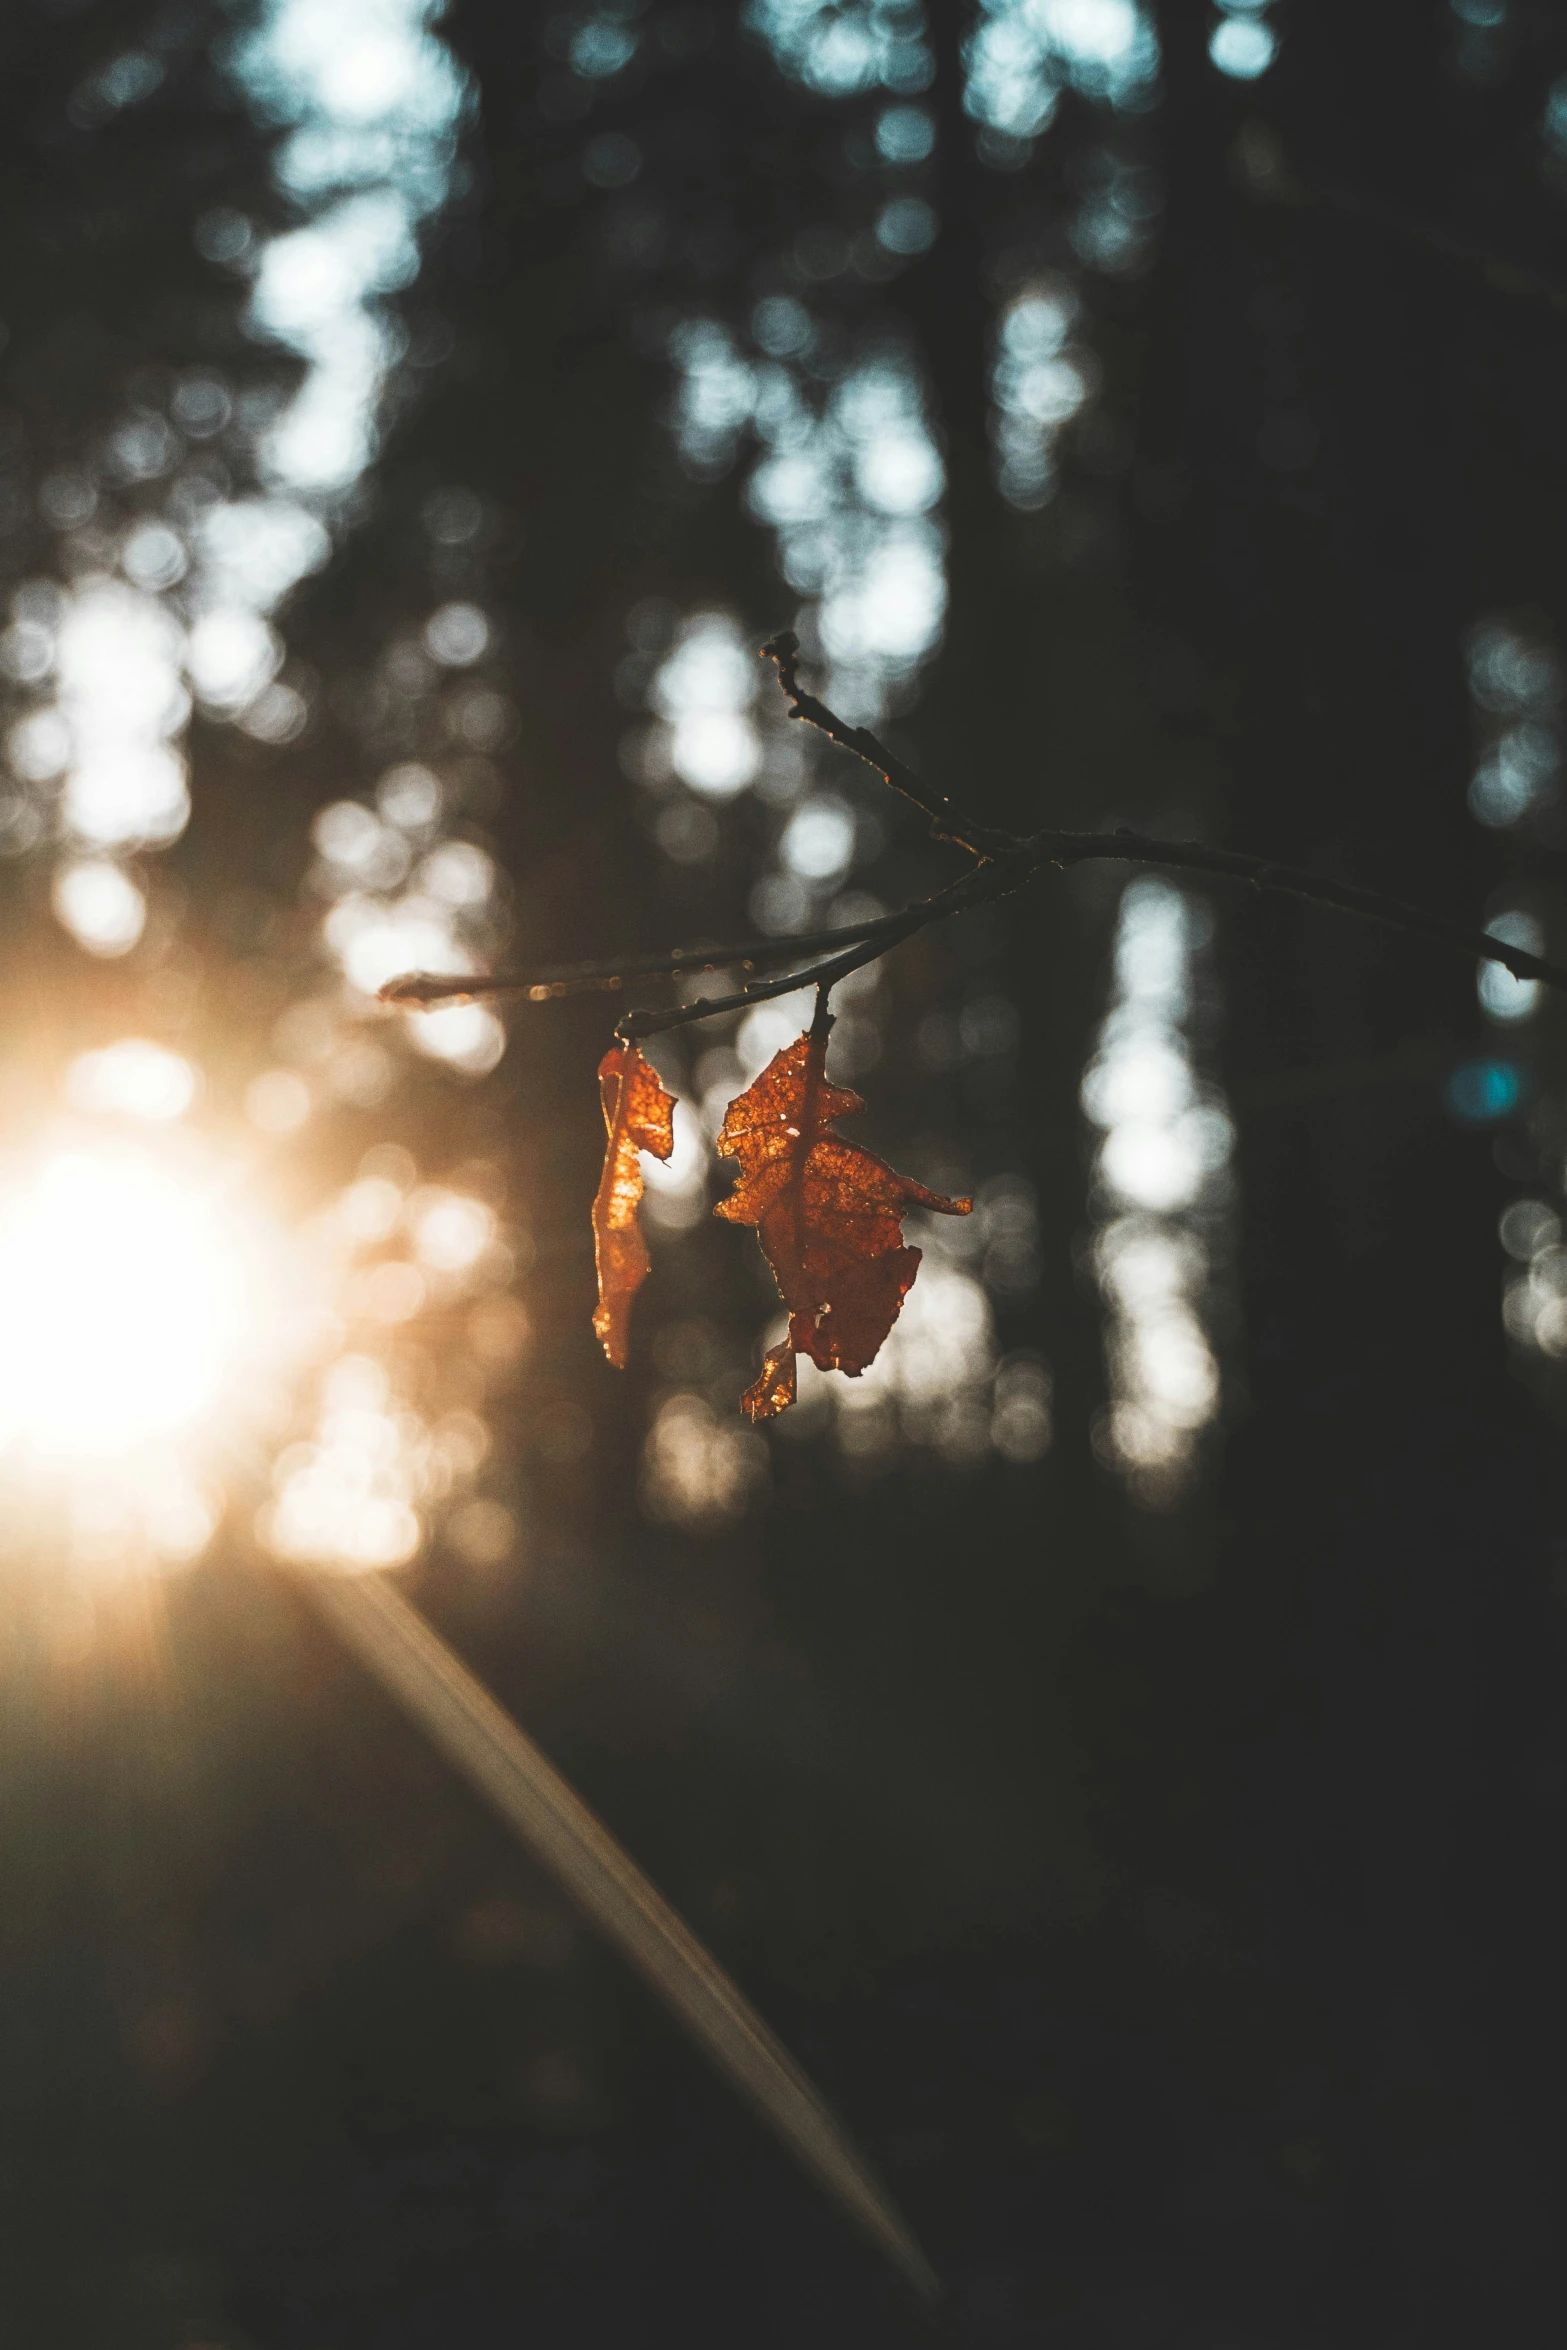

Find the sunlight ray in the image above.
[{"left": 302, "top": 1564, "right": 939, "bottom": 2301}]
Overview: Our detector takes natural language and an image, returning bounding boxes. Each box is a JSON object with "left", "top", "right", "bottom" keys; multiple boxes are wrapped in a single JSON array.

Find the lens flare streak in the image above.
[{"left": 303, "top": 1565, "right": 937, "bottom": 2302}]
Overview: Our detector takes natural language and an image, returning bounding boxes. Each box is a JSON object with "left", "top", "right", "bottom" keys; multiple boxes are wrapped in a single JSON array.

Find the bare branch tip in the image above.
[
  {"left": 377, "top": 972, "right": 468, "bottom": 1007},
  {"left": 760, "top": 626, "right": 799, "bottom": 667}
]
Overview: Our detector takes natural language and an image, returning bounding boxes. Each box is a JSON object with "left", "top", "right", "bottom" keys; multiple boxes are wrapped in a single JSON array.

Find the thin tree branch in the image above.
[
  {"left": 379, "top": 872, "right": 991, "bottom": 1021},
  {"left": 761, "top": 629, "right": 1019, "bottom": 859},
  {"left": 1017, "top": 824, "right": 1567, "bottom": 992},
  {"left": 379, "top": 648, "right": 1567, "bottom": 1032},
  {"left": 377, "top": 890, "right": 977, "bottom": 1009},
  {"left": 760, "top": 651, "right": 1567, "bottom": 996},
  {"left": 606, "top": 873, "right": 1000, "bottom": 1040},
  {"left": 614, "top": 929, "right": 903, "bottom": 1043}
]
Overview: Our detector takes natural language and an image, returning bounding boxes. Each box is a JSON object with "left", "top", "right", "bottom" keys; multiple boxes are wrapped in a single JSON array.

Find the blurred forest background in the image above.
[{"left": 4, "top": 0, "right": 1567, "bottom": 2342}]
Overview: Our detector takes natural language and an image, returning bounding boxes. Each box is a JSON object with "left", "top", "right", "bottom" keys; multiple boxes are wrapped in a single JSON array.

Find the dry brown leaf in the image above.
[
  {"left": 592, "top": 1040, "right": 675, "bottom": 1368},
  {"left": 714, "top": 1021, "right": 970, "bottom": 1420}
]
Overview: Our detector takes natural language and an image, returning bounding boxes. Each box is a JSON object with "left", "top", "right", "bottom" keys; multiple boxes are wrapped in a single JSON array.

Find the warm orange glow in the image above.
[
  {"left": 0, "top": 1135, "right": 298, "bottom": 1579},
  {"left": 0, "top": 1108, "right": 513, "bottom": 1590},
  {"left": 0, "top": 1144, "right": 260, "bottom": 1461}
]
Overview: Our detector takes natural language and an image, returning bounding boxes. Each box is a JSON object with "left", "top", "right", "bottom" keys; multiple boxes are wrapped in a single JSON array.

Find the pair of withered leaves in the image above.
[{"left": 592, "top": 1026, "right": 970, "bottom": 1421}]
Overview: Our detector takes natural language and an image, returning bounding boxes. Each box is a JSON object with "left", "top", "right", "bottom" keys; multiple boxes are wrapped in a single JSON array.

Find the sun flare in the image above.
[
  {"left": 0, "top": 1133, "right": 304, "bottom": 1585},
  {"left": 0, "top": 1119, "right": 517, "bottom": 1589},
  {"left": 0, "top": 1145, "right": 255, "bottom": 1461}
]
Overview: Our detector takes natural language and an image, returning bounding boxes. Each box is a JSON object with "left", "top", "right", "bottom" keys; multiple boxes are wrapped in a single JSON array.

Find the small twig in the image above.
[
  {"left": 392, "top": 926, "right": 905, "bottom": 1004},
  {"left": 761, "top": 630, "right": 1019, "bottom": 860},
  {"left": 613, "top": 881, "right": 995, "bottom": 1043},
  {"left": 380, "top": 874, "right": 992, "bottom": 1035},
  {"left": 378, "top": 899, "right": 970, "bottom": 1010},
  {"left": 380, "top": 645, "right": 1567, "bottom": 1035},
  {"left": 1021, "top": 824, "right": 1567, "bottom": 991}
]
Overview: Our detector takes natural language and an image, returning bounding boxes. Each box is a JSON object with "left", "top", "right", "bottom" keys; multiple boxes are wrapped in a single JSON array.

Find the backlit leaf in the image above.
[
  {"left": 592, "top": 1040, "right": 675, "bottom": 1368},
  {"left": 714, "top": 1021, "right": 970, "bottom": 1420}
]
